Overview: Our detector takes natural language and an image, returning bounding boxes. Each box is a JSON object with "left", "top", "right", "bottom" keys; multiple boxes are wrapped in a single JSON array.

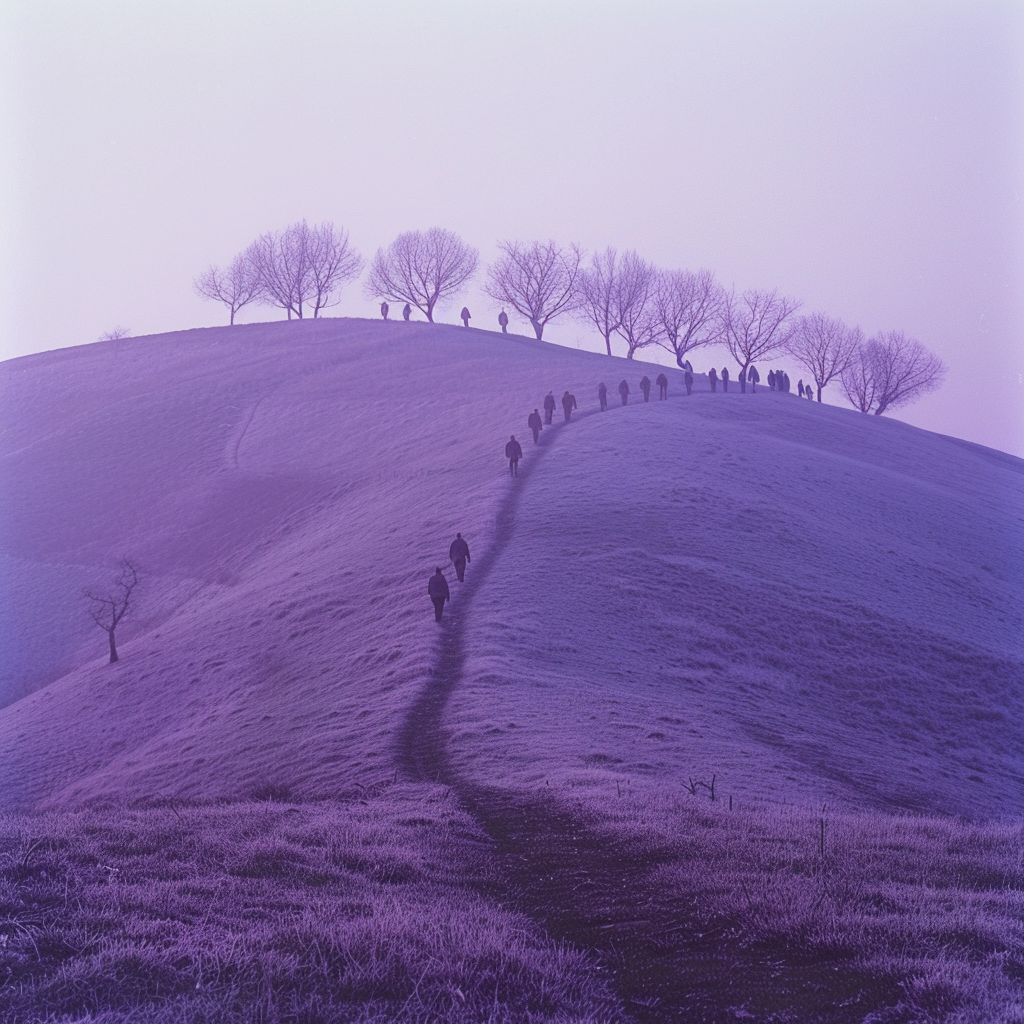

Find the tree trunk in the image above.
[
  {"left": 817, "top": 385, "right": 823, "bottom": 402},
  {"left": 230, "top": 308, "right": 235, "bottom": 326},
  {"left": 604, "top": 333, "right": 612, "bottom": 357},
  {"left": 108, "top": 631, "right": 118, "bottom": 664},
  {"left": 531, "top": 319, "right": 544, "bottom": 340}
]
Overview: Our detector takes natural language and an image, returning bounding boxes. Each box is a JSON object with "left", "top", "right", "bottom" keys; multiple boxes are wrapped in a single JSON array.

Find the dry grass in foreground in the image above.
[
  {"left": 584, "top": 786, "right": 1024, "bottom": 1022},
  {"left": 0, "top": 785, "right": 619, "bottom": 1023}
]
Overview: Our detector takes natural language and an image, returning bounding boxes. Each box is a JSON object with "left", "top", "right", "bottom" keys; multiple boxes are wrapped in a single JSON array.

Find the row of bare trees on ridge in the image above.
[{"left": 195, "top": 222, "right": 945, "bottom": 415}]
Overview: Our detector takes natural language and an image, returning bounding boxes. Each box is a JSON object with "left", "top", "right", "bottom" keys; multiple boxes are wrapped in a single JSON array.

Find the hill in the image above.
[{"left": 1, "top": 317, "right": 1019, "bottom": 816}]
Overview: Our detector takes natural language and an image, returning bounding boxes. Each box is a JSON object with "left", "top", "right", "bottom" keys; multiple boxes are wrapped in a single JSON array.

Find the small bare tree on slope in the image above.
[
  {"left": 84, "top": 559, "right": 140, "bottom": 664},
  {"left": 194, "top": 254, "right": 262, "bottom": 325},
  {"left": 652, "top": 268, "right": 727, "bottom": 369},
  {"left": 484, "top": 240, "right": 583, "bottom": 339},
  {"left": 723, "top": 289, "right": 802, "bottom": 378},
  {"left": 842, "top": 332, "right": 946, "bottom": 415},
  {"left": 787, "top": 313, "right": 861, "bottom": 402},
  {"left": 575, "top": 248, "right": 624, "bottom": 356},
  {"left": 365, "top": 228, "right": 478, "bottom": 323},
  {"left": 246, "top": 221, "right": 362, "bottom": 320},
  {"left": 613, "top": 252, "right": 658, "bottom": 359}
]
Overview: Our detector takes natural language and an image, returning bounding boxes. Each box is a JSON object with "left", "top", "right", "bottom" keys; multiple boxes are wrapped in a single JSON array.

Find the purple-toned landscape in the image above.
[
  {"left": 3, "top": 2, "right": 1022, "bottom": 1021},
  {"left": 1, "top": 314, "right": 1022, "bottom": 1021}
]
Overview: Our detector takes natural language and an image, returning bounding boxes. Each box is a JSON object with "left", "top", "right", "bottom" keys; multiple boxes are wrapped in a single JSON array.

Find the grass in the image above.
[
  {"left": 585, "top": 785, "right": 1024, "bottom": 1022},
  {"left": 0, "top": 785, "right": 619, "bottom": 1023}
]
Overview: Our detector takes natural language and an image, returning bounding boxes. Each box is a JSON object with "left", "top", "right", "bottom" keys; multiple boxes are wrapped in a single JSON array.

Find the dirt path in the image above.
[{"left": 396, "top": 407, "right": 901, "bottom": 1023}]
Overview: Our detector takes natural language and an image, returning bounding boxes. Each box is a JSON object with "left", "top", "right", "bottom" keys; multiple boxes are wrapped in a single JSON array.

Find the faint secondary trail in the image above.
[{"left": 396, "top": 401, "right": 901, "bottom": 1024}]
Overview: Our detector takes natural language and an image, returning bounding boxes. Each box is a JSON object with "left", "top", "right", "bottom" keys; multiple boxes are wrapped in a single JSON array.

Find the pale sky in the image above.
[{"left": 3, "top": 0, "right": 1022, "bottom": 455}]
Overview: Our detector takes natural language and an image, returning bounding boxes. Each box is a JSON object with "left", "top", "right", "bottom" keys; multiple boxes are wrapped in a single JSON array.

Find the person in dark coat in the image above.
[
  {"left": 561, "top": 390, "right": 577, "bottom": 421},
  {"left": 782, "top": 372, "right": 791, "bottom": 393},
  {"left": 618, "top": 379, "right": 630, "bottom": 405},
  {"left": 684, "top": 369, "right": 693, "bottom": 395},
  {"left": 739, "top": 367, "right": 747, "bottom": 394},
  {"left": 505, "top": 435, "right": 523, "bottom": 476},
  {"left": 428, "top": 568, "right": 450, "bottom": 622},
  {"left": 683, "top": 359, "right": 693, "bottom": 372},
  {"left": 709, "top": 367, "right": 718, "bottom": 392},
  {"left": 768, "top": 369, "right": 776, "bottom": 391},
  {"left": 460, "top": 307, "right": 471, "bottom": 327},
  {"left": 721, "top": 367, "right": 730, "bottom": 392},
  {"left": 598, "top": 382, "right": 608, "bottom": 411},
  {"left": 806, "top": 384, "right": 815, "bottom": 400},
  {"left": 798, "top": 380, "right": 805, "bottom": 398},
  {"left": 498, "top": 310, "right": 509, "bottom": 333},
  {"left": 656, "top": 372, "right": 668, "bottom": 400},
  {"left": 543, "top": 391, "right": 556, "bottom": 424},
  {"left": 402, "top": 303, "right": 412, "bottom": 321},
  {"left": 449, "top": 533, "right": 471, "bottom": 583},
  {"left": 748, "top": 365, "right": 759, "bottom": 392},
  {"left": 380, "top": 301, "right": 389, "bottom": 320},
  {"left": 639, "top": 375, "right": 651, "bottom": 402},
  {"left": 528, "top": 408, "right": 543, "bottom": 443}
]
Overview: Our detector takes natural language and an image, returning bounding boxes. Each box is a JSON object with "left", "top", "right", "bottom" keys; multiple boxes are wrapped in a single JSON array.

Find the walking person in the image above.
[
  {"left": 528, "top": 408, "right": 543, "bottom": 443},
  {"left": 380, "top": 301, "right": 389, "bottom": 320},
  {"left": 640, "top": 375, "right": 651, "bottom": 402},
  {"left": 460, "top": 307, "right": 471, "bottom": 327},
  {"left": 656, "top": 372, "right": 668, "bottom": 399},
  {"left": 768, "top": 369, "right": 776, "bottom": 391},
  {"left": 598, "top": 382, "right": 608, "bottom": 411},
  {"left": 498, "top": 310, "right": 509, "bottom": 333},
  {"left": 505, "top": 435, "right": 523, "bottom": 476},
  {"left": 748, "top": 365, "right": 759, "bottom": 392},
  {"left": 684, "top": 369, "right": 693, "bottom": 395},
  {"left": 561, "top": 390, "right": 577, "bottom": 422},
  {"left": 449, "top": 533, "right": 471, "bottom": 583},
  {"left": 618, "top": 379, "right": 630, "bottom": 405},
  {"left": 543, "top": 391, "right": 556, "bottom": 424},
  {"left": 709, "top": 367, "right": 718, "bottom": 392},
  {"left": 428, "top": 568, "right": 450, "bottom": 622},
  {"left": 402, "top": 303, "right": 411, "bottom": 321},
  {"left": 721, "top": 367, "right": 730, "bottom": 392},
  {"left": 782, "top": 372, "right": 791, "bottom": 393}
]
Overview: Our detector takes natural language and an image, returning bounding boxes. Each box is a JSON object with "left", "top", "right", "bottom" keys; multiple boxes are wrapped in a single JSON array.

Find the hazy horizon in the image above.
[{"left": 2, "top": 0, "right": 1022, "bottom": 455}]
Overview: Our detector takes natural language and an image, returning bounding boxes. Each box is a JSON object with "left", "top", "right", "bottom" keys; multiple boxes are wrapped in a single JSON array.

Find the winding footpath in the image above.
[{"left": 396, "top": 400, "right": 900, "bottom": 1024}]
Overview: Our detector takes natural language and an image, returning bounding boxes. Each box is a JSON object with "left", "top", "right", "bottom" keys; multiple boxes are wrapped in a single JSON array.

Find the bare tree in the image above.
[
  {"left": 194, "top": 254, "right": 261, "bottom": 325},
  {"left": 652, "top": 269, "right": 727, "bottom": 368},
  {"left": 723, "top": 289, "right": 802, "bottom": 377},
  {"left": 99, "top": 326, "right": 131, "bottom": 341},
  {"left": 787, "top": 313, "right": 861, "bottom": 402},
  {"left": 840, "top": 342, "right": 882, "bottom": 413},
  {"left": 842, "top": 331, "right": 946, "bottom": 416},
  {"left": 365, "top": 228, "right": 478, "bottom": 323},
  {"left": 575, "top": 248, "right": 625, "bottom": 356},
  {"left": 84, "top": 559, "right": 140, "bottom": 664},
  {"left": 247, "top": 221, "right": 361, "bottom": 320},
  {"left": 483, "top": 240, "right": 582, "bottom": 339},
  {"left": 613, "top": 251, "right": 658, "bottom": 359}
]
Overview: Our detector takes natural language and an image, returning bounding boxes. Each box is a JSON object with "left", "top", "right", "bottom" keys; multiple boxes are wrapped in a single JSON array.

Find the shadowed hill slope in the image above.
[{"left": 1, "top": 318, "right": 1021, "bottom": 816}]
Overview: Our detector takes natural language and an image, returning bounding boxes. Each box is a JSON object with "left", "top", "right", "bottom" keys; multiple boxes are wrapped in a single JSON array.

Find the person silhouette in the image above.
[
  {"left": 505, "top": 435, "right": 523, "bottom": 476},
  {"left": 380, "top": 301, "right": 389, "bottom": 320},
  {"left": 640, "top": 376, "right": 651, "bottom": 402},
  {"left": 528, "top": 408, "right": 543, "bottom": 443},
  {"left": 618, "top": 379, "right": 630, "bottom": 405},
  {"left": 428, "top": 568, "right": 450, "bottom": 622},
  {"left": 798, "top": 380, "right": 805, "bottom": 398},
  {"left": 402, "top": 303, "right": 411, "bottom": 321},
  {"left": 598, "top": 382, "right": 608, "bottom": 411},
  {"left": 721, "top": 367, "right": 730, "bottom": 392},
  {"left": 543, "top": 391, "right": 556, "bottom": 424},
  {"left": 460, "top": 307, "right": 471, "bottom": 327},
  {"left": 449, "top": 533, "right": 471, "bottom": 582},
  {"left": 684, "top": 369, "right": 693, "bottom": 395},
  {"left": 498, "top": 310, "right": 509, "bottom": 333},
  {"left": 768, "top": 370, "right": 776, "bottom": 391},
  {"left": 656, "top": 372, "right": 668, "bottom": 399},
  {"left": 709, "top": 367, "right": 718, "bottom": 392},
  {"left": 561, "top": 390, "right": 577, "bottom": 422},
  {"left": 748, "top": 365, "right": 760, "bottom": 392}
]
